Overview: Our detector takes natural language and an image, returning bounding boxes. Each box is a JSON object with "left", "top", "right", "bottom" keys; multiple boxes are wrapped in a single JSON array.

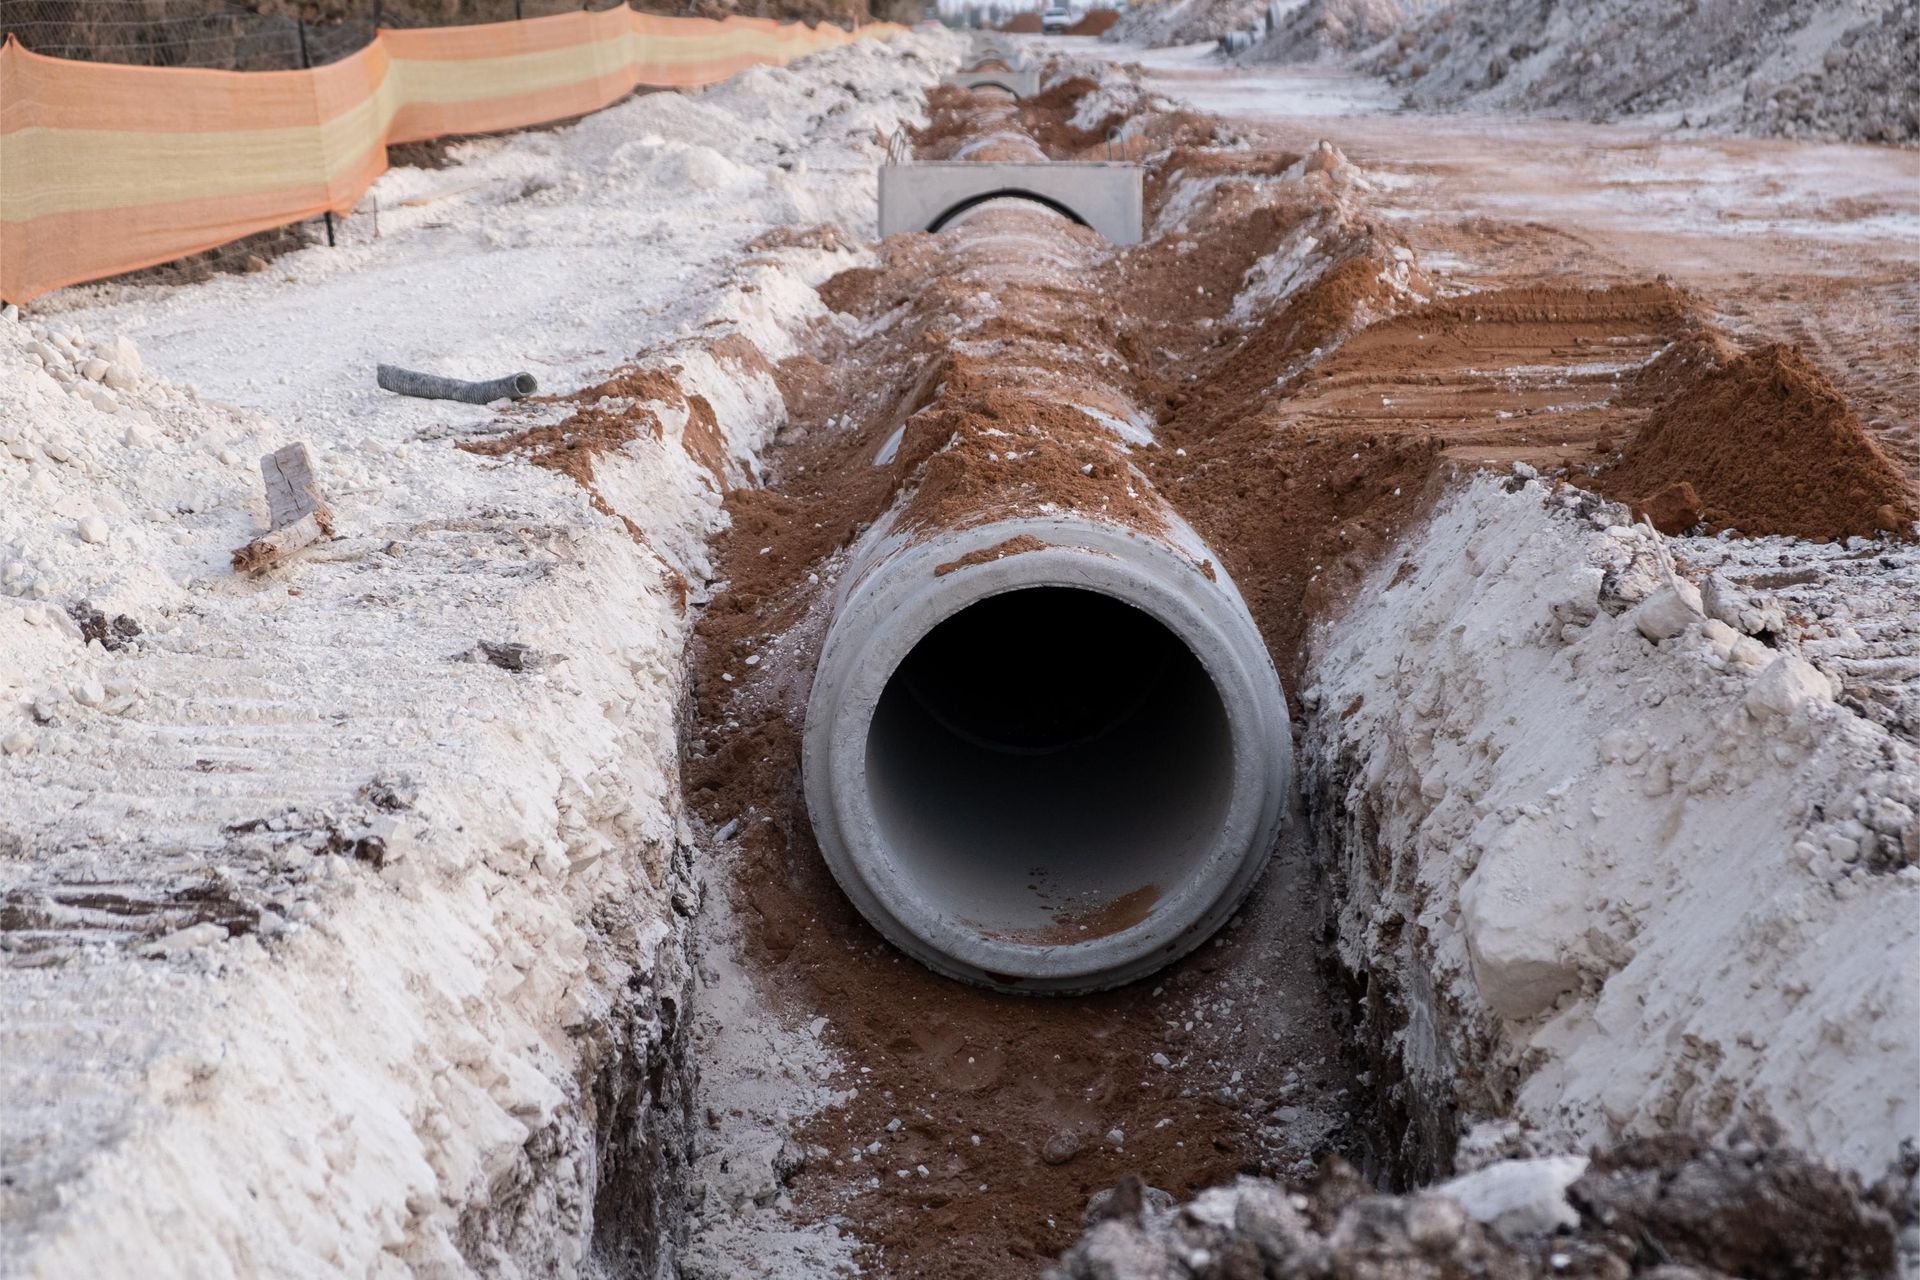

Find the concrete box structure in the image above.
[
  {"left": 877, "top": 162, "right": 1145, "bottom": 244},
  {"left": 943, "top": 68, "right": 1043, "bottom": 97}
]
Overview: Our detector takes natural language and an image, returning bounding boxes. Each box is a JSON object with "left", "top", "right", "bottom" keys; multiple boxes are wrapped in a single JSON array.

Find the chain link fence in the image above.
[{"left": 0, "top": 0, "right": 721, "bottom": 71}]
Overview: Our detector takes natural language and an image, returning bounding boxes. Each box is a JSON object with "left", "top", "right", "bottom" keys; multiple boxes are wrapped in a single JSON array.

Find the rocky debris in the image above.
[
  {"left": 1681, "top": 531, "right": 1920, "bottom": 748},
  {"left": 1244, "top": 0, "right": 1442, "bottom": 62},
  {"left": 1437, "top": 1153, "right": 1587, "bottom": 1238},
  {"left": 1358, "top": 0, "right": 1918, "bottom": 144},
  {"left": 1728, "top": 1, "right": 1920, "bottom": 144},
  {"left": 1103, "top": 0, "right": 1275, "bottom": 49},
  {"left": 1743, "top": 652, "right": 1834, "bottom": 719},
  {"left": 1047, "top": 1140, "right": 1900, "bottom": 1279},
  {"left": 1570, "top": 1136, "right": 1902, "bottom": 1279},
  {"left": 1698, "top": 572, "right": 1783, "bottom": 643},
  {"left": 472, "top": 640, "right": 564, "bottom": 672},
  {"left": 1630, "top": 579, "right": 1704, "bottom": 642},
  {"left": 65, "top": 601, "right": 142, "bottom": 651}
]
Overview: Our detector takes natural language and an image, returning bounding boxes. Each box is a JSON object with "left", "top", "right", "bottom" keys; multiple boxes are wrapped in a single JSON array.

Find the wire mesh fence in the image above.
[{"left": 0, "top": 0, "right": 655, "bottom": 70}]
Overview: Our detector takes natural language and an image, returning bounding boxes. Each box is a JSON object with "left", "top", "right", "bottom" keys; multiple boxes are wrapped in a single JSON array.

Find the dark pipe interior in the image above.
[
  {"left": 928, "top": 189, "right": 1089, "bottom": 232},
  {"left": 863, "top": 587, "right": 1235, "bottom": 936}
]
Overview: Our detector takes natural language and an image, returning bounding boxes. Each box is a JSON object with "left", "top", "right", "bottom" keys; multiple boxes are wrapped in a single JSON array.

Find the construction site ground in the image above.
[{"left": 1, "top": 27, "right": 1914, "bottom": 1280}]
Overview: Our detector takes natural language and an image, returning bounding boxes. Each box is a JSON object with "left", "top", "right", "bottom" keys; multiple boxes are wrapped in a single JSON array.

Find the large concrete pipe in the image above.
[{"left": 803, "top": 508, "right": 1291, "bottom": 994}]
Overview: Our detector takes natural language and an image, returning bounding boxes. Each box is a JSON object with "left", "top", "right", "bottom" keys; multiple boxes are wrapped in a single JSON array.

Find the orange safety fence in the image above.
[{"left": 0, "top": 13, "right": 899, "bottom": 304}]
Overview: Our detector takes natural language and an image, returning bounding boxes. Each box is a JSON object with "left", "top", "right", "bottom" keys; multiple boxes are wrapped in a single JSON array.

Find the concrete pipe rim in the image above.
[{"left": 802, "top": 522, "right": 1290, "bottom": 994}]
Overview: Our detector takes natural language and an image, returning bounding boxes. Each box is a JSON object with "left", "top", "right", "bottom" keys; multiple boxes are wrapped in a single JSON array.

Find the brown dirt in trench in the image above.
[{"left": 662, "top": 73, "right": 1916, "bottom": 1279}]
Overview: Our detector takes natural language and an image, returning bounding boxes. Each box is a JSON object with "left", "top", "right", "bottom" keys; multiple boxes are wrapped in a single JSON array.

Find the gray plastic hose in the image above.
[{"left": 376, "top": 364, "right": 537, "bottom": 404}]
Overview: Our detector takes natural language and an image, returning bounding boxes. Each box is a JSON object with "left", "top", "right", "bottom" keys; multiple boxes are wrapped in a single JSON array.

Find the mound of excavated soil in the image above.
[
  {"left": 1000, "top": 12, "right": 1042, "bottom": 31},
  {"left": 1598, "top": 343, "right": 1920, "bottom": 540},
  {"left": 1064, "top": 8, "right": 1120, "bottom": 35}
]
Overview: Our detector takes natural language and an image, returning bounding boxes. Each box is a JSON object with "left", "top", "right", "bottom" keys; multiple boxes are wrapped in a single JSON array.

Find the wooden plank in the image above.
[
  {"left": 231, "top": 443, "right": 334, "bottom": 574},
  {"left": 262, "top": 442, "right": 325, "bottom": 530}
]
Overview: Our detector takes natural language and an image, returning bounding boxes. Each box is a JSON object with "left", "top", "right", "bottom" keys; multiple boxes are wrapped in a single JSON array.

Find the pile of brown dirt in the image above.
[
  {"left": 1064, "top": 8, "right": 1121, "bottom": 34},
  {"left": 1596, "top": 342, "right": 1920, "bottom": 540},
  {"left": 1001, "top": 11, "right": 1043, "bottom": 30}
]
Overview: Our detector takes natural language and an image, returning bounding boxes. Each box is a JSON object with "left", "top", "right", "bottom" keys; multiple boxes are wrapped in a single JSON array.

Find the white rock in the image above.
[
  {"left": 1, "top": 732, "right": 33, "bottom": 755},
  {"left": 1459, "top": 817, "right": 1589, "bottom": 1021},
  {"left": 1437, "top": 1155, "right": 1588, "bottom": 1239},
  {"left": 102, "top": 363, "right": 138, "bottom": 391},
  {"left": 1715, "top": 579, "right": 1783, "bottom": 637},
  {"left": 143, "top": 922, "right": 229, "bottom": 955},
  {"left": 1630, "top": 579, "right": 1702, "bottom": 641},
  {"left": 70, "top": 678, "right": 106, "bottom": 707},
  {"left": 1699, "top": 618, "right": 1739, "bottom": 657},
  {"left": 98, "top": 334, "right": 142, "bottom": 375},
  {"left": 1745, "top": 655, "right": 1834, "bottom": 720},
  {"left": 81, "top": 384, "right": 118, "bottom": 414},
  {"left": 1727, "top": 636, "right": 1770, "bottom": 669},
  {"left": 77, "top": 515, "right": 108, "bottom": 545},
  {"left": 80, "top": 358, "right": 110, "bottom": 383}
]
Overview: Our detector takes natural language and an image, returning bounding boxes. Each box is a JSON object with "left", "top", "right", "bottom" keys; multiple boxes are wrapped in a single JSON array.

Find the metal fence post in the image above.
[{"left": 295, "top": 16, "right": 337, "bottom": 248}]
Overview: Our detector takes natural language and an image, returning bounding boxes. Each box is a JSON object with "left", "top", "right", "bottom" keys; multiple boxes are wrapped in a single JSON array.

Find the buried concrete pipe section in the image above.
[
  {"left": 880, "top": 80, "right": 1144, "bottom": 243},
  {"left": 878, "top": 161, "right": 1145, "bottom": 243},
  {"left": 803, "top": 510, "right": 1291, "bottom": 994},
  {"left": 944, "top": 68, "right": 1043, "bottom": 97},
  {"left": 823, "top": 82, "right": 1236, "bottom": 992}
]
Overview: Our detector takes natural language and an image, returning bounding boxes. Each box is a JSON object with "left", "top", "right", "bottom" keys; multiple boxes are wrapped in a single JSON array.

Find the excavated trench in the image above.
[
  {"left": 677, "top": 87, "right": 1379, "bottom": 1276},
  {"left": 652, "top": 67, "right": 1918, "bottom": 1279}
]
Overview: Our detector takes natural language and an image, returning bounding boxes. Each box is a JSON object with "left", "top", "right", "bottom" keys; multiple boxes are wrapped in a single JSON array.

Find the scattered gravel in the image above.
[{"left": 1045, "top": 1137, "right": 1911, "bottom": 1278}]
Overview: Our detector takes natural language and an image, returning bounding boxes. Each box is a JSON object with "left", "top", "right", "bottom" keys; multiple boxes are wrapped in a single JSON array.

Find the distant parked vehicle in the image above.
[{"left": 1041, "top": 5, "right": 1073, "bottom": 32}]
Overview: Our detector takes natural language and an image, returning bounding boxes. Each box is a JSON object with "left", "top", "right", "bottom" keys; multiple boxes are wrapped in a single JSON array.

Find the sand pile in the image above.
[{"left": 1599, "top": 343, "right": 1920, "bottom": 540}]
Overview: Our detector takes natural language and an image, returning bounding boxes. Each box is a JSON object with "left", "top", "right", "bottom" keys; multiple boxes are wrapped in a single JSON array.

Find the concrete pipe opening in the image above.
[
  {"left": 868, "top": 586, "right": 1236, "bottom": 947},
  {"left": 804, "top": 522, "right": 1290, "bottom": 994}
]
